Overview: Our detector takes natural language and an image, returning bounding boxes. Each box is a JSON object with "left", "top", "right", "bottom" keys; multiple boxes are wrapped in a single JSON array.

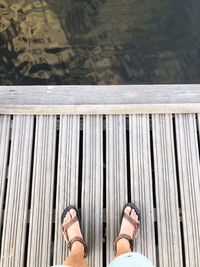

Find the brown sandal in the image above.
[
  {"left": 114, "top": 202, "right": 141, "bottom": 252},
  {"left": 61, "top": 206, "right": 88, "bottom": 258}
]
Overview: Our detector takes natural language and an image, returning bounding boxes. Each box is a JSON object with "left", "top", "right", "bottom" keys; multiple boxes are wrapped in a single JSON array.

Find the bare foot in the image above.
[
  {"left": 116, "top": 206, "right": 140, "bottom": 255},
  {"left": 62, "top": 209, "right": 84, "bottom": 252},
  {"left": 119, "top": 206, "right": 140, "bottom": 237}
]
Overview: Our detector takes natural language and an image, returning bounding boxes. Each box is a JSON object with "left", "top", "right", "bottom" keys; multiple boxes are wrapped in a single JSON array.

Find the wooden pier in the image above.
[{"left": 0, "top": 85, "right": 200, "bottom": 267}]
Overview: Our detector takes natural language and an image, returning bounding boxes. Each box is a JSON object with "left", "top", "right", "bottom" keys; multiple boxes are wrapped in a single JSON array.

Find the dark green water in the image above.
[{"left": 0, "top": 0, "right": 200, "bottom": 85}]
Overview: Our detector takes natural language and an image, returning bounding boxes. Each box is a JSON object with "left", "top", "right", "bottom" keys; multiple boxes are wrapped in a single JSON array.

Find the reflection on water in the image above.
[{"left": 0, "top": 0, "right": 200, "bottom": 85}]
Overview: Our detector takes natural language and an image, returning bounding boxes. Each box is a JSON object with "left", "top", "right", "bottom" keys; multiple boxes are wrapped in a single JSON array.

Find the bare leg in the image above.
[
  {"left": 114, "top": 206, "right": 139, "bottom": 259},
  {"left": 62, "top": 209, "right": 88, "bottom": 267},
  {"left": 62, "top": 242, "right": 88, "bottom": 267}
]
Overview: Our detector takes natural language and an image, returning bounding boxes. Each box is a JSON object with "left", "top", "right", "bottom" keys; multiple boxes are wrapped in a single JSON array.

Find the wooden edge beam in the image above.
[
  {"left": 1, "top": 85, "right": 200, "bottom": 105},
  {"left": 0, "top": 103, "right": 200, "bottom": 115}
]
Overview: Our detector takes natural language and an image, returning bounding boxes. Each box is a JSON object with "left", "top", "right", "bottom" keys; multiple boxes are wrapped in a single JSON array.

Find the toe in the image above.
[
  {"left": 66, "top": 212, "right": 71, "bottom": 223},
  {"left": 131, "top": 209, "right": 139, "bottom": 222},
  {"left": 131, "top": 209, "right": 135, "bottom": 218},
  {"left": 124, "top": 206, "right": 131, "bottom": 215},
  {"left": 70, "top": 208, "right": 77, "bottom": 218},
  {"left": 63, "top": 214, "right": 68, "bottom": 224}
]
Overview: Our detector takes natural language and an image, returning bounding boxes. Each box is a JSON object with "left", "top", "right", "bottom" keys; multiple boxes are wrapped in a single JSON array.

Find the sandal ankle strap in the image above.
[
  {"left": 68, "top": 236, "right": 88, "bottom": 258},
  {"left": 114, "top": 234, "right": 134, "bottom": 253}
]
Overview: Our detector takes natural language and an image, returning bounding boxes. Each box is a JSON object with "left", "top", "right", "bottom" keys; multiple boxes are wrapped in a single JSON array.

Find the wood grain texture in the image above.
[
  {"left": 106, "top": 115, "right": 128, "bottom": 265},
  {"left": 1, "top": 104, "right": 200, "bottom": 115},
  {"left": 0, "top": 116, "right": 10, "bottom": 227},
  {"left": 129, "top": 115, "right": 156, "bottom": 265},
  {"left": 152, "top": 114, "right": 183, "bottom": 267},
  {"left": 1, "top": 112, "right": 200, "bottom": 267},
  {"left": 53, "top": 115, "right": 80, "bottom": 264},
  {"left": 0, "top": 85, "right": 200, "bottom": 105},
  {"left": 198, "top": 114, "right": 200, "bottom": 145},
  {"left": 0, "top": 116, "right": 34, "bottom": 267},
  {"left": 81, "top": 115, "right": 103, "bottom": 267},
  {"left": 27, "top": 116, "right": 57, "bottom": 267},
  {"left": 175, "top": 114, "right": 200, "bottom": 267}
]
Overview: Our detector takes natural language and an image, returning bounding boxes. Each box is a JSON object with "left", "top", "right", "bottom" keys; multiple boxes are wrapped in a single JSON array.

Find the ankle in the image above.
[
  {"left": 116, "top": 238, "right": 131, "bottom": 256},
  {"left": 70, "top": 241, "right": 85, "bottom": 257}
]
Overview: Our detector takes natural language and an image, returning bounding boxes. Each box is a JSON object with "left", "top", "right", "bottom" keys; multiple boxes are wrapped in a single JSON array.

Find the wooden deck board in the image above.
[
  {"left": 0, "top": 113, "right": 200, "bottom": 267},
  {"left": 1, "top": 85, "right": 200, "bottom": 115},
  {"left": 0, "top": 116, "right": 10, "bottom": 227},
  {"left": 1, "top": 103, "right": 200, "bottom": 115},
  {"left": 175, "top": 114, "right": 200, "bottom": 267},
  {"left": 82, "top": 115, "right": 103, "bottom": 267},
  {"left": 1, "top": 85, "right": 200, "bottom": 105},
  {"left": 129, "top": 115, "right": 156, "bottom": 265},
  {"left": 152, "top": 114, "right": 183, "bottom": 267},
  {"left": 0, "top": 116, "right": 34, "bottom": 267},
  {"left": 106, "top": 115, "right": 128, "bottom": 265},
  {"left": 26, "top": 116, "right": 57, "bottom": 267},
  {"left": 53, "top": 115, "right": 80, "bottom": 264}
]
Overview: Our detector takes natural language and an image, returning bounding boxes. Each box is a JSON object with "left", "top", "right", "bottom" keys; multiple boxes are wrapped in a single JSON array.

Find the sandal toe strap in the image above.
[
  {"left": 123, "top": 213, "right": 140, "bottom": 228},
  {"left": 68, "top": 237, "right": 88, "bottom": 258},
  {"left": 62, "top": 216, "right": 78, "bottom": 232},
  {"left": 114, "top": 234, "right": 134, "bottom": 252},
  {"left": 123, "top": 213, "right": 140, "bottom": 239},
  {"left": 61, "top": 216, "right": 79, "bottom": 242}
]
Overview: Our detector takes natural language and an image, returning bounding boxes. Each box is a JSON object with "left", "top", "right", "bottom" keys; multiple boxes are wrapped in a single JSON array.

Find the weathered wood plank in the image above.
[
  {"left": 175, "top": 114, "right": 200, "bottom": 267},
  {"left": 0, "top": 85, "right": 200, "bottom": 105},
  {"left": 53, "top": 115, "right": 80, "bottom": 265},
  {"left": 129, "top": 115, "right": 156, "bottom": 265},
  {"left": 0, "top": 111, "right": 199, "bottom": 267},
  {"left": 0, "top": 115, "right": 34, "bottom": 267},
  {"left": 152, "top": 114, "right": 183, "bottom": 267},
  {"left": 81, "top": 115, "right": 103, "bottom": 267},
  {"left": 198, "top": 114, "right": 200, "bottom": 145},
  {"left": 27, "top": 116, "right": 57, "bottom": 267},
  {"left": 106, "top": 115, "right": 128, "bottom": 264},
  {"left": 0, "top": 116, "right": 10, "bottom": 227},
  {"left": 1, "top": 104, "right": 200, "bottom": 115}
]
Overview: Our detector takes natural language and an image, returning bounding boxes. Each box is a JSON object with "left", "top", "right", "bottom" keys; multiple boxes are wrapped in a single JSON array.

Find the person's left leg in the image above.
[
  {"left": 62, "top": 241, "right": 88, "bottom": 267},
  {"left": 61, "top": 209, "right": 88, "bottom": 267}
]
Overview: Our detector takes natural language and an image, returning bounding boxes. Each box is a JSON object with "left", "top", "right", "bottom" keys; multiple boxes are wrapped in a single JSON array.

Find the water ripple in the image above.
[{"left": 0, "top": 0, "right": 200, "bottom": 85}]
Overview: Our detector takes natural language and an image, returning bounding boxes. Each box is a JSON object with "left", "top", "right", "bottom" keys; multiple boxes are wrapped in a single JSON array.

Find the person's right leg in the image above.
[
  {"left": 114, "top": 206, "right": 139, "bottom": 259},
  {"left": 108, "top": 205, "right": 154, "bottom": 267}
]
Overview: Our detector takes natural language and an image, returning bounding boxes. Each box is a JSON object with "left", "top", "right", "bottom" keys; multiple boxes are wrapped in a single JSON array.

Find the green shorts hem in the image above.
[
  {"left": 51, "top": 252, "right": 154, "bottom": 267},
  {"left": 108, "top": 252, "right": 154, "bottom": 267}
]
